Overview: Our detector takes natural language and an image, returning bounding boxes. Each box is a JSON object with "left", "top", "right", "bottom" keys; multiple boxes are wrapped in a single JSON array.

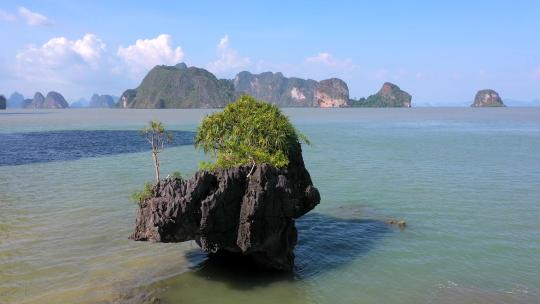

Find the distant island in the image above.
[
  {"left": 22, "top": 92, "right": 69, "bottom": 109},
  {"left": 71, "top": 94, "right": 119, "bottom": 108},
  {"left": 4, "top": 91, "right": 118, "bottom": 109},
  {"left": 349, "top": 82, "right": 412, "bottom": 108},
  {"left": 4, "top": 64, "right": 526, "bottom": 109},
  {"left": 0, "top": 95, "right": 6, "bottom": 110},
  {"left": 119, "top": 63, "right": 413, "bottom": 109},
  {"left": 471, "top": 89, "right": 505, "bottom": 107}
]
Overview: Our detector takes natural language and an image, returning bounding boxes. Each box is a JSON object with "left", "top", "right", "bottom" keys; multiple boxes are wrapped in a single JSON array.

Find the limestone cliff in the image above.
[
  {"left": 234, "top": 71, "right": 349, "bottom": 107},
  {"left": 120, "top": 63, "right": 350, "bottom": 108}
]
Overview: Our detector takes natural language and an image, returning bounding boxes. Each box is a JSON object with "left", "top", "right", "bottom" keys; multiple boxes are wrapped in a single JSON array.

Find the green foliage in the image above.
[
  {"left": 198, "top": 160, "right": 217, "bottom": 171},
  {"left": 141, "top": 120, "right": 173, "bottom": 147},
  {"left": 195, "top": 95, "right": 309, "bottom": 169},
  {"left": 349, "top": 84, "right": 411, "bottom": 108},
  {"left": 130, "top": 182, "right": 153, "bottom": 204},
  {"left": 170, "top": 171, "right": 182, "bottom": 179}
]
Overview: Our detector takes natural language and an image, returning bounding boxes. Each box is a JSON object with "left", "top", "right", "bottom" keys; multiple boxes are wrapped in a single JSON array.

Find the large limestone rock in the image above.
[
  {"left": 130, "top": 143, "right": 320, "bottom": 271},
  {"left": 471, "top": 89, "right": 505, "bottom": 107},
  {"left": 119, "top": 64, "right": 235, "bottom": 108},
  {"left": 120, "top": 63, "right": 350, "bottom": 108},
  {"left": 44, "top": 91, "right": 69, "bottom": 108},
  {"left": 234, "top": 71, "right": 349, "bottom": 107},
  {"left": 23, "top": 91, "right": 69, "bottom": 109},
  {"left": 315, "top": 78, "right": 349, "bottom": 107}
]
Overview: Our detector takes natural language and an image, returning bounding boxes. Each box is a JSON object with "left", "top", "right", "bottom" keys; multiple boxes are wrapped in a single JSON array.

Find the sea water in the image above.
[{"left": 0, "top": 108, "right": 539, "bottom": 303}]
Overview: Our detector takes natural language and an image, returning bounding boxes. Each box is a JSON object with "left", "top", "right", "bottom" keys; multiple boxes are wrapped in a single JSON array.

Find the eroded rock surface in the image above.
[
  {"left": 130, "top": 143, "right": 320, "bottom": 271},
  {"left": 234, "top": 71, "right": 349, "bottom": 107}
]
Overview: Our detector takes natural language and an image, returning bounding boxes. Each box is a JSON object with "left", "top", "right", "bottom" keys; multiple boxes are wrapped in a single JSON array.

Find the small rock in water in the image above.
[{"left": 387, "top": 218, "right": 407, "bottom": 229}]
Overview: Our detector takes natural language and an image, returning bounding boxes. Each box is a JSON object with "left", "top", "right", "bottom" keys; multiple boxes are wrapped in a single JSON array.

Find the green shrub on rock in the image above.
[
  {"left": 130, "top": 182, "right": 153, "bottom": 205},
  {"left": 195, "top": 95, "right": 309, "bottom": 171}
]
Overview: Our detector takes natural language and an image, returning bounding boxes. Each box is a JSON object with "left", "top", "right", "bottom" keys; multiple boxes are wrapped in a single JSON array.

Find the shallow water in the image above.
[{"left": 1, "top": 108, "right": 539, "bottom": 303}]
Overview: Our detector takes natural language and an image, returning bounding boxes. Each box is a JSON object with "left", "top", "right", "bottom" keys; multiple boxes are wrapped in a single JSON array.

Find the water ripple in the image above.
[{"left": 0, "top": 130, "right": 195, "bottom": 166}]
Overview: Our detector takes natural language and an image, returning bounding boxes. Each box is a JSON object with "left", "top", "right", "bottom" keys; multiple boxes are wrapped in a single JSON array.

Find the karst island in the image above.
[{"left": 130, "top": 96, "right": 320, "bottom": 270}]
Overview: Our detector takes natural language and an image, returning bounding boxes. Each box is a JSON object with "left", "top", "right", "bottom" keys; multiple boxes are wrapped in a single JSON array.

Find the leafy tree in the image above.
[
  {"left": 142, "top": 120, "right": 173, "bottom": 182},
  {"left": 195, "top": 95, "right": 309, "bottom": 175}
]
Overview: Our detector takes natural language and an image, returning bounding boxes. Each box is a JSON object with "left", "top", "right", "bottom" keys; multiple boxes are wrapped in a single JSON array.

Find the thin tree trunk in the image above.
[
  {"left": 152, "top": 151, "right": 160, "bottom": 183},
  {"left": 247, "top": 159, "right": 256, "bottom": 178}
]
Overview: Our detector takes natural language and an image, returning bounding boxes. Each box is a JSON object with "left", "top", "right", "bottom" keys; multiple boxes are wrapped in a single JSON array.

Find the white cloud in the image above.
[
  {"left": 13, "top": 34, "right": 111, "bottom": 99},
  {"left": 305, "top": 52, "right": 357, "bottom": 70},
  {"left": 207, "top": 35, "right": 251, "bottom": 75},
  {"left": 18, "top": 6, "right": 52, "bottom": 26},
  {"left": 0, "top": 9, "right": 16, "bottom": 22},
  {"left": 16, "top": 34, "right": 106, "bottom": 69},
  {"left": 117, "top": 34, "right": 184, "bottom": 78},
  {"left": 73, "top": 34, "right": 107, "bottom": 66}
]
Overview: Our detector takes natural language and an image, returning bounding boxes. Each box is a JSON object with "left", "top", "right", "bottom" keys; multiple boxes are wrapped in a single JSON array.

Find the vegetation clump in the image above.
[
  {"left": 170, "top": 171, "right": 182, "bottom": 179},
  {"left": 195, "top": 95, "right": 309, "bottom": 172},
  {"left": 130, "top": 182, "right": 153, "bottom": 205}
]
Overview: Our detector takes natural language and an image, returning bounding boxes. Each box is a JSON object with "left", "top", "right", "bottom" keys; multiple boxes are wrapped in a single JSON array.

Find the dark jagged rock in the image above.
[
  {"left": 471, "top": 89, "right": 505, "bottom": 107},
  {"left": 130, "top": 143, "right": 320, "bottom": 271},
  {"left": 0, "top": 95, "right": 6, "bottom": 110}
]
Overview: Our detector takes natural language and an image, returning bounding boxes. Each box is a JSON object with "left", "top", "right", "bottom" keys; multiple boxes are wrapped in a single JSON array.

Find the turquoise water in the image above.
[{"left": 1, "top": 108, "right": 539, "bottom": 303}]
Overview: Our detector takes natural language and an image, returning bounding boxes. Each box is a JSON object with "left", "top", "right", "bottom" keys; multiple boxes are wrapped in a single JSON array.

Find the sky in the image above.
[{"left": 1, "top": 0, "right": 539, "bottom": 105}]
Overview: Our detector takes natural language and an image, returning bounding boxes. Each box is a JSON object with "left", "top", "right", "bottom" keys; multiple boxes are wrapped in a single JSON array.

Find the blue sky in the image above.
[{"left": 1, "top": 1, "right": 539, "bottom": 104}]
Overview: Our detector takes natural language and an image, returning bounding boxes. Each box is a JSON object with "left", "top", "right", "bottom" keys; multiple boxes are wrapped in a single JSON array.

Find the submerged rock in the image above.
[
  {"left": 130, "top": 143, "right": 320, "bottom": 271},
  {"left": 471, "top": 89, "right": 505, "bottom": 107}
]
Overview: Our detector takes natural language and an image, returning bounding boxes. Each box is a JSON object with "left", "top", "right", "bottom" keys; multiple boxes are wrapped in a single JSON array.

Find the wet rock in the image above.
[
  {"left": 387, "top": 218, "right": 407, "bottom": 229},
  {"left": 130, "top": 143, "right": 320, "bottom": 271}
]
